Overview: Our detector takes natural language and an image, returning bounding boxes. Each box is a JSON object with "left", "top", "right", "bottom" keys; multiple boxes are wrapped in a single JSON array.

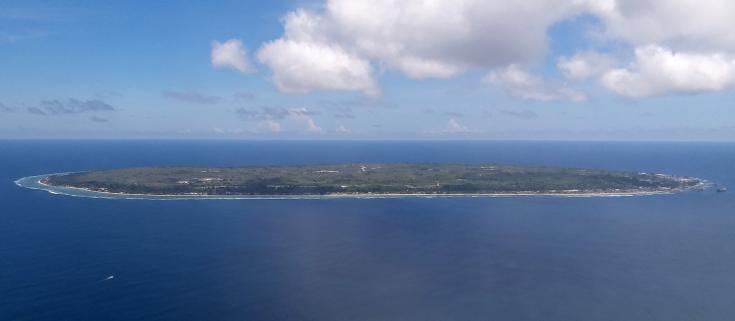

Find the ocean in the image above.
[{"left": 1, "top": 140, "right": 734, "bottom": 321}]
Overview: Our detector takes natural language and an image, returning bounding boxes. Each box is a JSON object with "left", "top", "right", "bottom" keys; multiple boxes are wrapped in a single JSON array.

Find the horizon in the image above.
[{"left": 3, "top": 137, "right": 735, "bottom": 143}]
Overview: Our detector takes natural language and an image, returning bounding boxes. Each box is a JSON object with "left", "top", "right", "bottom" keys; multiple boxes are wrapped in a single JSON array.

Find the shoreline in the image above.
[{"left": 15, "top": 173, "right": 709, "bottom": 200}]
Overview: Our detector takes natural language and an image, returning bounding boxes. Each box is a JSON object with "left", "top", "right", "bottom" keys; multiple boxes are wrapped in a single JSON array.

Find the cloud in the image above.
[
  {"left": 211, "top": 39, "right": 254, "bottom": 73},
  {"left": 90, "top": 116, "right": 109, "bottom": 122},
  {"left": 257, "top": 35, "right": 379, "bottom": 96},
  {"left": 501, "top": 109, "right": 539, "bottom": 119},
  {"left": 302, "top": 115, "right": 324, "bottom": 133},
  {"left": 28, "top": 99, "right": 116, "bottom": 115},
  {"left": 0, "top": 102, "right": 15, "bottom": 112},
  {"left": 557, "top": 51, "right": 617, "bottom": 80},
  {"left": 443, "top": 118, "right": 470, "bottom": 133},
  {"left": 235, "top": 108, "right": 261, "bottom": 120},
  {"left": 237, "top": 106, "right": 320, "bottom": 121},
  {"left": 335, "top": 124, "right": 351, "bottom": 133},
  {"left": 212, "top": 127, "right": 247, "bottom": 135},
  {"left": 317, "top": 97, "right": 392, "bottom": 119},
  {"left": 590, "top": 0, "right": 735, "bottom": 53},
  {"left": 237, "top": 107, "right": 323, "bottom": 133},
  {"left": 244, "top": 0, "right": 735, "bottom": 99},
  {"left": 254, "top": 1, "right": 588, "bottom": 95},
  {"left": 162, "top": 90, "right": 222, "bottom": 104},
  {"left": 317, "top": 97, "right": 393, "bottom": 109},
  {"left": 27, "top": 107, "right": 46, "bottom": 115},
  {"left": 600, "top": 45, "right": 735, "bottom": 98},
  {"left": 485, "top": 65, "right": 586, "bottom": 102},
  {"left": 257, "top": 120, "right": 282, "bottom": 133},
  {"left": 584, "top": 0, "right": 735, "bottom": 97},
  {"left": 233, "top": 91, "right": 255, "bottom": 101},
  {"left": 332, "top": 106, "right": 355, "bottom": 119}
]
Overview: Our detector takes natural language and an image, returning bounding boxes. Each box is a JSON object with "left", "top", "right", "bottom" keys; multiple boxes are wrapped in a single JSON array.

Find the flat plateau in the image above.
[{"left": 15, "top": 163, "right": 705, "bottom": 200}]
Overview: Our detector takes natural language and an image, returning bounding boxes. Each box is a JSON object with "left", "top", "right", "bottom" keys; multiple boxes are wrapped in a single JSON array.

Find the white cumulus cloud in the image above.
[
  {"left": 304, "top": 118, "right": 323, "bottom": 133},
  {"left": 335, "top": 124, "right": 351, "bottom": 133},
  {"left": 257, "top": 38, "right": 378, "bottom": 96},
  {"left": 589, "top": 0, "right": 735, "bottom": 52},
  {"left": 254, "top": 0, "right": 587, "bottom": 95},
  {"left": 600, "top": 45, "right": 735, "bottom": 98},
  {"left": 257, "top": 120, "right": 282, "bottom": 133},
  {"left": 443, "top": 118, "right": 470, "bottom": 133},
  {"left": 240, "top": 0, "right": 735, "bottom": 98},
  {"left": 286, "top": 107, "right": 324, "bottom": 133},
  {"left": 585, "top": 0, "right": 735, "bottom": 97},
  {"left": 211, "top": 39, "right": 253, "bottom": 73}
]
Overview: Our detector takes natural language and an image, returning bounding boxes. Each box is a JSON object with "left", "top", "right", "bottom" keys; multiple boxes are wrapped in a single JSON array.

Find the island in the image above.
[{"left": 36, "top": 164, "right": 704, "bottom": 197}]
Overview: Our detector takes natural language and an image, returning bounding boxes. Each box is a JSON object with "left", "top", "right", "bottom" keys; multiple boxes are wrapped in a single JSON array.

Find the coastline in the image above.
[{"left": 15, "top": 173, "right": 709, "bottom": 200}]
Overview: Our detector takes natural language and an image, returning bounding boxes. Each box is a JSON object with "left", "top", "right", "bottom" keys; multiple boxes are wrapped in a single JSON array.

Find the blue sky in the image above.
[{"left": 1, "top": 0, "right": 734, "bottom": 140}]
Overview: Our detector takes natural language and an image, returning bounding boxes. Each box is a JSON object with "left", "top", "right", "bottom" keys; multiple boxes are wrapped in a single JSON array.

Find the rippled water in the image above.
[{"left": 1, "top": 140, "right": 734, "bottom": 321}]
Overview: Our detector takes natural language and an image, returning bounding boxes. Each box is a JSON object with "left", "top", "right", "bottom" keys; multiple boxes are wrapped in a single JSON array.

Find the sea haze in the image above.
[{"left": 1, "top": 140, "right": 734, "bottom": 321}]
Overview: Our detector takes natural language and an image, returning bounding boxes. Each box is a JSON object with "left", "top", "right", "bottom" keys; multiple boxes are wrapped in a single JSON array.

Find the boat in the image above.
[{"left": 717, "top": 187, "right": 728, "bottom": 193}]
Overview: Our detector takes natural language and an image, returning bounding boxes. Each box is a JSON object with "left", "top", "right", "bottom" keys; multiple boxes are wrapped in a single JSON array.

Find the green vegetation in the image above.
[{"left": 43, "top": 164, "right": 702, "bottom": 196}]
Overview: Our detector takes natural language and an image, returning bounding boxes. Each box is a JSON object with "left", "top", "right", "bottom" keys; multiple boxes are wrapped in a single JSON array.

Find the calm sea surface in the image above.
[{"left": 1, "top": 140, "right": 734, "bottom": 321}]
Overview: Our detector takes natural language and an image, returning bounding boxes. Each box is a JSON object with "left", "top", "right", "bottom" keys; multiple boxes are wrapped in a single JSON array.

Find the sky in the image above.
[{"left": 1, "top": 0, "right": 734, "bottom": 140}]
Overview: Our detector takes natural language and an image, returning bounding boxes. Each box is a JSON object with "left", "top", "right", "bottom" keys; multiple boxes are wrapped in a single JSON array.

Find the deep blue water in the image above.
[{"left": 1, "top": 140, "right": 734, "bottom": 321}]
